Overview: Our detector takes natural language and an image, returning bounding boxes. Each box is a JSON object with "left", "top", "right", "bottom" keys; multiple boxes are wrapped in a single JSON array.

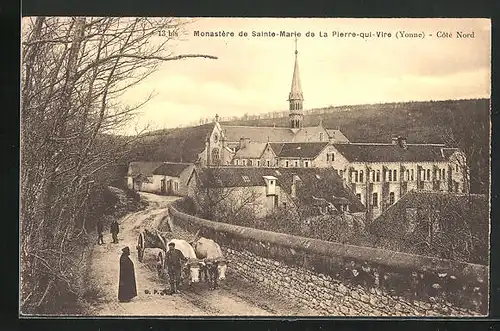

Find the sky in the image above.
[{"left": 114, "top": 18, "right": 490, "bottom": 134}]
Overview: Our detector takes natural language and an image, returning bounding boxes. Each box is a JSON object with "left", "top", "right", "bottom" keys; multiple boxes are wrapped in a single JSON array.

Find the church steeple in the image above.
[{"left": 288, "top": 37, "right": 304, "bottom": 129}]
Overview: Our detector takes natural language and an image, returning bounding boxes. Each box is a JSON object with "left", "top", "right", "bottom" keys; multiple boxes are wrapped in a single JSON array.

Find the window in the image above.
[
  {"left": 354, "top": 171, "right": 358, "bottom": 182},
  {"left": 442, "top": 169, "right": 445, "bottom": 179},
  {"left": 248, "top": 160, "right": 253, "bottom": 166},
  {"left": 356, "top": 193, "right": 362, "bottom": 202},
  {"left": 411, "top": 169, "right": 414, "bottom": 181},
  {"left": 340, "top": 170, "right": 344, "bottom": 177},
  {"left": 211, "top": 148, "right": 220, "bottom": 163},
  {"left": 257, "top": 160, "right": 261, "bottom": 167},
  {"left": 270, "top": 180, "right": 274, "bottom": 185},
  {"left": 285, "top": 160, "right": 289, "bottom": 167},
  {"left": 359, "top": 170, "right": 364, "bottom": 182},
  {"left": 456, "top": 164, "right": 458, "bottom": 172},
  {"left": 405, "top": 169, "right": 409, "bottom": 181},
  {"left": 304, "top": 161, "right": 310, "bottom": 168},
  {"left": 242, "top": 159, "right": 247, "bottom": 166},
  {"left": 376, "top": 170, "right": 381, "bottom": 182},
  {"left": 388, "top": 170, "right": 392, "bottom": 181},
  {"left": 320, "top": 133, "right": 324, "bottom": 141},
  {"left": 294, "top": 161, "right": 299, "bottom": 167},
  {"left": 389, "top": 192, "right": 395, "bottom": 205},
  {"left": 326, "top": 154, "right": 329, "bottom": 161},
  {"left": 235, "top": 159, "right": 239, "bottom": 165},
  {"left": 393, "top": 170, "right": 397, "bottom": 181},
  {"left": 266, "top": 160, "right": 270, "bottom": 167},
  {"left": 174, "top": 182, "right": 179, "bottom": 191},
  {"left": 372, "top": 193, "right": 378, "bottom": 208},
  {"left": 372, "top": 171, "right": 375, "bottom": 182},
  {"left": 426, "top": 169, "right": 431, "bottom": 181}
]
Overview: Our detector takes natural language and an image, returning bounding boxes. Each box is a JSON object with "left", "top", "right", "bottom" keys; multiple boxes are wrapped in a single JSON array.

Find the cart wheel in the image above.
[{"left": 137, "top": 233, "right": 144, "bottom": 262}]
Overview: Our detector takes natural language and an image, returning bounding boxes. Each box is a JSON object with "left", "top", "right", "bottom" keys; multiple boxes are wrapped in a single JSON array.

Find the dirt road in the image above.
[{"left": 85, "top": 192, "right": 317, "bottom": 316}]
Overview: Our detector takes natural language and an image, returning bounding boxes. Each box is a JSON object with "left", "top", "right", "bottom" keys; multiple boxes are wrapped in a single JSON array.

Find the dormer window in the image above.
[
  {"left": 263, "top": 176, "right": 277, "bottom": 196},
  {"left": 320, "top": 133, "right": 324, "bottom": 141}
]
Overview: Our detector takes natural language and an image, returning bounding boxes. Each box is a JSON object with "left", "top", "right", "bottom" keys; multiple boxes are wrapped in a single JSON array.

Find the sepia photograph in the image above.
[{"left": 20, "top": 17, "right": 490, "bottom": 317}]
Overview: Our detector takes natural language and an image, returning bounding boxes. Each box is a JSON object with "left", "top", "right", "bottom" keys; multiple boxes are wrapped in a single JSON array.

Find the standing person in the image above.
[
  {"left": 110, "top": 219, "right": 119, "bottom": 244},
  {"left": 118, "top": 246, "right": 137, "bottom": 302},
  {"left": 165, "top": 242, "right": 186, "bottom": 294},
  {"left": 96, "top": 219, "right": 104, "bottom": 245}
]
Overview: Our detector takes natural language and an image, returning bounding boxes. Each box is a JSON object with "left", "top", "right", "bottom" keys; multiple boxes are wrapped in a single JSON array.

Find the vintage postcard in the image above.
[{"left": 20, "top": 17, "right": 491, "bottom": 317}]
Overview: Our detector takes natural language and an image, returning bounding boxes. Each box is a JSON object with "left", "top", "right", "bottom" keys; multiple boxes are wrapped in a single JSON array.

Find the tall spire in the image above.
[
  {"left": 289, "top": 36, "right": 304, "bottom": 129},
  {"left": 289, "top": 36, "right": 303, "bottom": 103}
]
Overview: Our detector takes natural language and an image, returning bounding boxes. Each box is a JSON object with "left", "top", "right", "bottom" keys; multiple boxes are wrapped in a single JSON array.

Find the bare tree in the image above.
[
  {"left": 438, "top": 102, "right": 490, "bottom": 195},
  {"left": 20, "top": 16, "right": 216, "bottom": 313},
  {"left": 191, "top": 167, "right": 259, "bottom": 223},
  {"left": 404, "top": 195, "right": 488, "bottom": 264}
]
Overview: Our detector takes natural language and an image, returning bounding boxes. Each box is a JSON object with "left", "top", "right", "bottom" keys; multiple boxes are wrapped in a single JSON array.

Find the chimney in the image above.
[
  {"left": 393, "top": 136, "right": 408, "bottom": 149},
  {"left": 399, "top": 137, "right": 408, "bottom": 149}
]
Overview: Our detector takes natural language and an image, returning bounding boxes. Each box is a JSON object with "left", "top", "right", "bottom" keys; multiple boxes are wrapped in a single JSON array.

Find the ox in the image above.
[
  {"left": 157, "top": 239, "right": 201, "bottom": 285},
  {"left": 191, "top": 237, "right": 227, "bottom": 289}
]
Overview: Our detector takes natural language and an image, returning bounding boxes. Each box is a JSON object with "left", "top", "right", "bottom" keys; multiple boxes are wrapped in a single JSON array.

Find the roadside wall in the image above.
[{"left": 169, "top": 205, "right": 488, "bottom": 316}]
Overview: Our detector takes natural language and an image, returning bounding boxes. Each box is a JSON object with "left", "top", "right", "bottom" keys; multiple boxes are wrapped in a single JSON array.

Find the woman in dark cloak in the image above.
[{"left": 118, "top": 246, "right": 137, "bottom": 302}]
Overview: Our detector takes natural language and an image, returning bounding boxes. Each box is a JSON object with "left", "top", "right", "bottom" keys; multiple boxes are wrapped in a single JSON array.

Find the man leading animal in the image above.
[{"left": 164, "top": 242, "right": 187, "bottom": 294}]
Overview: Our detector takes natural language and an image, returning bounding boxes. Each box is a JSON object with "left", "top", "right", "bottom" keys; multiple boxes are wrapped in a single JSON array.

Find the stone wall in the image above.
[{"left": 169, "top": 204, "right": 488, "bottom": 316}]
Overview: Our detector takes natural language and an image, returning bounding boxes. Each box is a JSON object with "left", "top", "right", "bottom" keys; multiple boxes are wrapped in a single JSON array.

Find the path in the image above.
[{"left": 85, "top": 192, "right": 317, "bottom": 316}]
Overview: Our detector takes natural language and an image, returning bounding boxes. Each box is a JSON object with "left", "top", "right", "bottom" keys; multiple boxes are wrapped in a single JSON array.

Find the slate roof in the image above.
[
  {"left": 277, "top": 142, "right": 329, "bottom": 158},
  {"left": 233, "top": 143, "right": 267, "bottom": 159},
  {"left": 326, "top": 129, "right": 350, "bottom": 143},
  {"left": 275, "top": 168, "right": 365, "bottom": 213},
  {"left": 192, "top": 167, "right": 365, "bottom": 213},
  {"left": 127, "top": 161, "right": 165, "bottom": 177},
  {"left": 222, "top": 125, "right": 295, "bottom": 143},
  {"left": 269, "top": 143, "right": 285, "bottom": 155},
  {"left": 333, "top": 143, "right": 459, "bottom": 163},
  {"left": 152, "top": 162, "right": 192, "bottom": 177}
]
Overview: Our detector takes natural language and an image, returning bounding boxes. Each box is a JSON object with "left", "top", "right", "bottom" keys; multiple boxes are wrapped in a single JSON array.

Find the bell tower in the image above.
[{"left": 288, "top": 37, "right": 304, "bottom": 129}]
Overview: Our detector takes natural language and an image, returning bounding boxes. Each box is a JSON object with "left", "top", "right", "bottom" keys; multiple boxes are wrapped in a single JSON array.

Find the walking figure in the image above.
[
  {"left": 111, "top": 219, "right": 119, "bottom": 244},
  {"left": 165, "top": 242, "right": 187, "bottom": 294},
  {"left": 96, "top": 219, "right": 104, "bottom": 245},
  {"left": 118, "top": 246, "right": 137, "bottom": 302}
]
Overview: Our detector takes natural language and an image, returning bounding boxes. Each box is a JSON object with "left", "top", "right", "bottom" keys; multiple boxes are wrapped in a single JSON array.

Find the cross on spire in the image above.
[{"left": 294, "top": 36, "right": 298, "bottom": 55}]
